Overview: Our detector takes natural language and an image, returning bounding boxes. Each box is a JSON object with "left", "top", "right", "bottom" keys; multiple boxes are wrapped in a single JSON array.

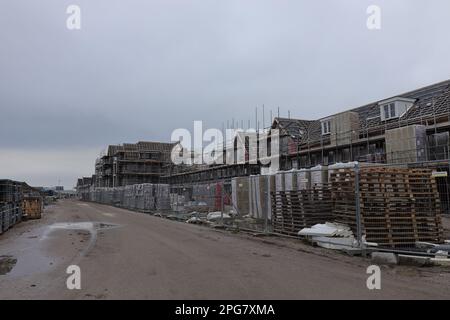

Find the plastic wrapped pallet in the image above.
[
  {"left": 266, "top": 175, "right": 275, "bottom": 220},
  {"left": 193, "top": 183, "right": 213, "bottom": 207},
  {"left": 0, "top": 206, "right": 3, "bottom": 234},
  {"left": 248, "top": 175, "right": 273, "bottom": 220},
  {"left": 170, "top": 193, "right": 186, "bottom": 212},
  {"left": 135, "top": 184, "right": 144, "bottom": 210},
  {"left": 248, "top": 176, "right": 262, "bottom": 219},
  {"left": 275, "top": 172, "right": 285, "bottom": 192},
  {"left": 310, "top": 165, "right": 328, "bottom": 187},
  {"left": 118, "top": 187, "right": 125, "bottom": 207},
  {"left": 297, "top": 169, "right": 311, "bottom": 190},
  {"left": 155, "top": 184, "right": 170, "bottom": 211},
  {"left": 141, "top": 184, "right": 153, "bottom": 211},
  {"left": 328, "top": 162, "right": 358, "bottom": 181},
  {"left": 284, "top": 170, "right": 298, "bottom": 191},
  {"left": 231, "top": 177, "right": 249, "bottom": 216},
  {"left": 3, "top": 205, "right": 10, "bottom": 231}
]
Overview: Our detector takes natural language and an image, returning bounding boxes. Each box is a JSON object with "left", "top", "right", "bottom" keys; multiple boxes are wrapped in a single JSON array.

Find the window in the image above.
[
  {"left": 379, "top": 97, "right": 415, "bottom": 121},
  {"left": 321, "top": 120, "right": 331, "bottom": 135},
  {"left": 382, "top": 103, "right": 396, "bottom": 120},
  {"left": 389, "top": 103, "right": 395, "bottom": 118}
]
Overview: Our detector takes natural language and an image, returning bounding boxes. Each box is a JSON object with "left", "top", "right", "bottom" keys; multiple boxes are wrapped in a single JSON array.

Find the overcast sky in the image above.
[{"left": 1, "top": 0, "right": 450, "bottom": 189}]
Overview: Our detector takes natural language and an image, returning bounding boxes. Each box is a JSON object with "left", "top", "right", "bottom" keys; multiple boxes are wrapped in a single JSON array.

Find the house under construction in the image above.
[
  {"left": 94, "top": 141, "right": 176, "bottom": 187},
  {"left": 75, "top": 79, "right": 450, "bottom": 249},
  {"left": 273, "top": 79, "right": 450, "bottom": 170}
]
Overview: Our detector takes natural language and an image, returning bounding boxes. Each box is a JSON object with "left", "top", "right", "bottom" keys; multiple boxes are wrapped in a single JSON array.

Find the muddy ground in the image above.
[{"left": 0, "top": 199, "right": 449, "bottom": 299}]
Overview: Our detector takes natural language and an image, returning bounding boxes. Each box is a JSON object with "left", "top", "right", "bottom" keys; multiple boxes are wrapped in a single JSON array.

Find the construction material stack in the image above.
[
  {"left": 0, "top": 180, "right": 23, "bottom": 234},
  {"left": 22, "top": 196, "right": 43, "bottom": 220},
  {"left": 271, "top": 169, "right": 333, "bottom": 236},
  {"left": 271, "top": 187, "right": 333, "bottom": 236},
  {"left": 330, "top": 167, "right": 444, "bottom": 248},
  {"left": 83, "top": 183, "right": 171, "bottom": 212}
]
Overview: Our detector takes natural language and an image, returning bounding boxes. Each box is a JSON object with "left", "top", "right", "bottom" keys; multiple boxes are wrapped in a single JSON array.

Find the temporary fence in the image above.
[
  {"left": 79, "top": 162, "right": 448, "bottom": 253},
  {"left": 330, "top": 165, "right": 444, "bottom": 249},
  {"left": 231, "top": 162, "right": 447, "bottom": 252},
  {"left": 84, "top": 183, "right": 171, "bottom": 212}
]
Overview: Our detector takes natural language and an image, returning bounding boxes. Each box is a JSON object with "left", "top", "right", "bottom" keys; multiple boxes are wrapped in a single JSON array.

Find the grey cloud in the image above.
[{"left": 1, "top": 0, "right": 450, "bottom": 187}]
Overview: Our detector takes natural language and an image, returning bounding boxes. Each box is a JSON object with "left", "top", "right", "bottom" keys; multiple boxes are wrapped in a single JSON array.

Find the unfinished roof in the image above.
[
  {"left": 273, "top": 117, "right": 316, "bottom": 137},
  {"left": 106, "top": 141, "right": 176, "bottom": 156},
  {"left": 274, "top": 79, "right": 450, "bottom": 144},
  {"left": 354, "top": 79, "right": 450, "bottom": 129}
]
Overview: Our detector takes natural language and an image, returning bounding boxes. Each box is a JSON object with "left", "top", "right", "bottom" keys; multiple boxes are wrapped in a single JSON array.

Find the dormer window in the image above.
[
  {"left": 379, "top": 97, "right": 415, "bottom": 121},
  {"left": 383, "top": 103, "right": 396, "bottom": 120},
  {"left": 321, "top": 119, "right": 331, "bottom": 135}
]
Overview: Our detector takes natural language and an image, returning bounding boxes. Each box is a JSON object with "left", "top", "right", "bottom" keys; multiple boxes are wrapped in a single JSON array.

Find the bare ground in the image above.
[{"left": 0, "top": 199, "right": 449, "bottom": 300}]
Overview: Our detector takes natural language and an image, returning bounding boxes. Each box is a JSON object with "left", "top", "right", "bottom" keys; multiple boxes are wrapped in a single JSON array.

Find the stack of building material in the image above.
[
  {"left": 23, "top": 196, "right": 43, "bottom": 220},
  {"left": 231, "top": 177, "right": 250, "bottom": 216},
  {"left": 330, "top": 167, "right": 444, "bottom": 248},
  {"left": 271, "top": 187, "right": 333, "bottom": 236},
  {"left": 0, "top": 180, "right": 23, "bottom": 234},
  {"left": 155, "top": 184, "right": 170, "bottom": 211},
  {"left": 248, "top": 175, "right": 273, "bottom": 220},
  {"left": 86, "top": 183, "right": 170, "bottom": 212},
  {"left": 117, "top": 187, "right": 125, "bottom": 206},
  {"left": 328, "top": 162, "right": 358, "bottom": 181},
  {"left": 275, "top": 172, "right": 285, "bottom": 192},
  {"left": 113, "top": 188, "right": 122, "bottom": 206},
  {"left": 192, "top": 183, "right": 217, "bottom": 209},
  {"left": 267, "top": 175, "right": 275, "bottom": 220},
  {"left": 310, "top": 165, "right": 328, "bottom": 188},
  {"left": 385, "top": 125, "right": 428, "bottom": 164},
  {"left": 284, "top": 171, "right": 298, "bottom": 191},
  {"left": 122, "top": 185, "right": 132, "bottom": 208},
  {"left": 296, "top": 169, "right": 311, "bottom": 190},
  {"left": 170, "top": 193, "right": 186, "bottom": 212},
  {"left": 0, "top": 203, "right": 11, "bottom": 233},
  {"left": 298, "top": 222, "right": 357, "bottom": 250},
  {"left": 329, "top": 168, "right": 357, "bottom": 230}
]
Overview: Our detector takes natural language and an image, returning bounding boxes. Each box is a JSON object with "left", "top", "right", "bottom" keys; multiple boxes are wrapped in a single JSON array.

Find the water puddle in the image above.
[
  {"left": 1, "top": 222, "right": 120, "bottom": 278},
  {"left": 0, "top": 256, "right": 17, "bottom": 275}
]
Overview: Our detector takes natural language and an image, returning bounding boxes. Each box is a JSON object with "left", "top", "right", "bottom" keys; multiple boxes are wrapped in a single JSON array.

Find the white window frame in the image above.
[
  {"left": 379, "top": 97, "right": 415, "bottom": 121},
  {"left": 321, "top": 120, "right": 331, "bottom": 135},
  {"left": 382, "top": 102, "right": 397, "bottom": 120}
]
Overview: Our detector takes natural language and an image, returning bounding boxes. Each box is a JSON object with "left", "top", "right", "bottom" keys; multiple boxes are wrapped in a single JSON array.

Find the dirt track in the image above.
[{"left": 0, "top": 199, "right": 449, "bottom": 299}]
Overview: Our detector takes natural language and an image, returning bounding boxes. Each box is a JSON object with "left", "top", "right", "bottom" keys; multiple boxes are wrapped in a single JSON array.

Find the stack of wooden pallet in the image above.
[
  {"left": 271, "top": 187, "right": 333, "bottom": 236},
  {"left": 329, "top": 169, "right": 358, "bottom": 230},
  {"left": 330, "top": 167, "right": 444, "bottom": 248},
  {"left": 23, "top": 196, "right": 43, "bottom": 220},
  {"left": 0, "top": 180, "right": 23, "bottom": 234}
]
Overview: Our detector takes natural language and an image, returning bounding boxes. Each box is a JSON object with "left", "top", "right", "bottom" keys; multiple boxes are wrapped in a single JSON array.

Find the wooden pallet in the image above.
[
  {"left": 330, "top": 167, "right": 444, "bottom": 248},
  {"left": 271, "top": 188, "right": 333, "bottom": 236}
]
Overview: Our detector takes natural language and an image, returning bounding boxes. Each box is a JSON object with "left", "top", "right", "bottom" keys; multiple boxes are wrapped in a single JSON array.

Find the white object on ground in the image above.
[
  {"left": 311, "top": 236, "right": 358, "bottom": 250},
  {"left": 206, "top": 212, "right": 231, "bottom": 221},
  {"left": 430, "top": 258, "right": 450, "bottom": 266},
  {"left": 371, "top": 252, "right": 398, "bottom": 265},
  {"left": 186, "top": 217, "right": 204, "bottom": 224},
  {"left": 298, "top": 222, "right": 353, "bottom": 237}
]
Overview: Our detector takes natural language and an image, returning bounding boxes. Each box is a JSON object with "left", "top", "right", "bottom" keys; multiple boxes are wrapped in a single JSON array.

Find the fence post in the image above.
[
  {"left": 448, "top": 154, "right": 450, "bottom": 215},
  {"left": 354, "top": 163, "right": 363, "bottom": 249},
  {"left": 264, "top": 190, "right": 268, "bottom": 234},
  {"left": 220, "top": 180, "right": 224, "bottom": 226}
]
